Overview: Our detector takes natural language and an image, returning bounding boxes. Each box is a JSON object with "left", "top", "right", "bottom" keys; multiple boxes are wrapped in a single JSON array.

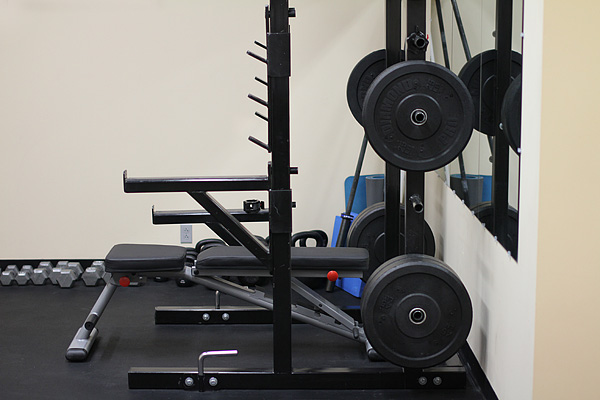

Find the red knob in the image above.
[
  {"left": 119, "top": 276, "right": 131, "bottom": 287},
  {"left": 327, "top": 270, "right": 338, "bottom": 282}
]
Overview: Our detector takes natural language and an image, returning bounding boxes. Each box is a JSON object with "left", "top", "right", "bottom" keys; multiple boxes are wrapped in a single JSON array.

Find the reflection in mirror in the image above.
[{"left": 431, "top": 0, "right": 522, "bottom": 259}]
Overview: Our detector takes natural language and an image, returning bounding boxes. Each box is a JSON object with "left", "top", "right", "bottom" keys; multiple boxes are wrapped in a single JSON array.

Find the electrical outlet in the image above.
[{"left": 180, "top": 225, "right": 193, "bottom": 244}]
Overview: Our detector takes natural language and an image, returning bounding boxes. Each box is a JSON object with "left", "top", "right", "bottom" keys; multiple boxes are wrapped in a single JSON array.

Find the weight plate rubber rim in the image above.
[
  {"left": 501, "top": 74, "right": 522, "bottom": 153},
  {"left": 361, "top": 254, "right": 472, "bottom": 368},
  {"left": 347, "top": 202, "right": 436, "bottom": 281},
  {"left": 458, "top": 49, "right": 523, "bottom": 136},
  {"left": 347, "top": 49, "right": 388, "bottom": 126},
  {"left": 362, "top": 60, "right": 474, "bottom": 171}
]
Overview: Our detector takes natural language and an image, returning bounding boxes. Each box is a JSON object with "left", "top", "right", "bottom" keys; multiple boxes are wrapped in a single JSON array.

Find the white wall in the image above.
[
  {"left": 426, "top": 172, "right": 535, "bottom": 399},
  {"left": 0, "top": 0, "right": 384, "bottom": 259},
  {"left": 424, "top": 3, "right": 538, "bottom": 398}
]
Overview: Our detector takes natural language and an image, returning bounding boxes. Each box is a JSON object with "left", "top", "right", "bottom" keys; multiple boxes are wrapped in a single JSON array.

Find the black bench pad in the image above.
[
  {"left": 105, "top": 244, "right": 187, "bottom": 273},
  {"left": 197, "top": 246, "right": 369, "bottom": 271}
]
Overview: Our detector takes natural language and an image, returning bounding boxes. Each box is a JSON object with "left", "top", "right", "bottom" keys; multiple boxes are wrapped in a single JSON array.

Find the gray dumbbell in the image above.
[
  {"left": 49, "top": 261, "right": 70, "bottom": 285},
  {"left": 31, "top": 268, "right": 49, "bottom": 285},
  {"left": 57, "top": 262, "right": 83, "bottom": 288},
  {"left": 15, "top": 265, "right": 34, "bottom": 286},
  {"left": 81, "top": 261, "right": 106, "bottom": 286},
  {"left": 31, "top": 261, "right": 54, "bottom": 285},
  {"left": 57, "top": 269, "right": 78, "bottom": 288},
  {"left": 67, "top": 262, "right": 83, "bottom": 276},
  {"left": 38, "top": 261, "right": 54, "bottom": 273},
  {"left": 1, "top": 269, "right": 17, "bottom": 286},
  {"left": 6, "top": 265, "right": 19, "bottom": 273}
]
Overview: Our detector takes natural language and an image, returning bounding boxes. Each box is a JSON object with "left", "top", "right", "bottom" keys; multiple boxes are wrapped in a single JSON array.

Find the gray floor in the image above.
[{"left": 0, "top": 278, "right": 492, "bottom": 400}]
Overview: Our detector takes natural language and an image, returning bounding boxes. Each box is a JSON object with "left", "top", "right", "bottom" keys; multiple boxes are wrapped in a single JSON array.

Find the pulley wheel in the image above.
[
  {"left": 458, "top": 50, "right": 522, "bottom": 136},
  {"left": 501, "top": 74, "right": 522, "bottom": 153},
  {"left": 361, "top": 254, "right": 472, "bottom": 369},
  {"left": 362, "top": 61, "right": 474, "bottom": 171},
  {"left": 471, "top": 201, "right": 519, "bottom": 258},
  {"left": 347, "top": 49, "right": 404, "bottom": 126},
  {"left": 347, "top": 202, "right": 435, "bottom": 281}
]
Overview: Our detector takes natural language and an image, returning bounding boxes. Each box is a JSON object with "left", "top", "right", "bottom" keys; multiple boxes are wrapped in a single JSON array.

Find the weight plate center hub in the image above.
[
  {"left": 395, "top": 293, "right": 441, "bottom": 339},
  {"left": 395, "top": 94, "right": 442, "bottom": 140}
]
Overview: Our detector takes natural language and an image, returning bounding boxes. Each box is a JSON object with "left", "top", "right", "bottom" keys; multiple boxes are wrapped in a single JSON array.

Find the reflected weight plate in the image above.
[
  {"left": 458, "top": 50, "right": 522, "bottom": 136},
  {"left": 346, "top": 49, "right": 404, "bottom": 126},
  {"left": 362, "top": 61, "right": 474, "bottom": 171},
  {"left": 501, "top": 74, "right": 522, "bottom": 153},
  {"left": 361, "top": 254, "right": 472, "bottom": 369},
  {"left": 347, "top": 202, "right": 435, "bottom": 281},
  {"left": 471, "top": 201, "right": 519, "bottom": 258}
]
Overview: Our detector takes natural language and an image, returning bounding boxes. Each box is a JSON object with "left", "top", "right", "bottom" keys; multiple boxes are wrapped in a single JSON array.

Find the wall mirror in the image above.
[{"left": 431, "top": 0, "right": 523, "bottom": 259}]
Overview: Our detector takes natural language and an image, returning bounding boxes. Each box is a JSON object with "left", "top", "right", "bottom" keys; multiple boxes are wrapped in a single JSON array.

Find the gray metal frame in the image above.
[{"left": 65, "top": 266, "right": 370, "bottom": 361}]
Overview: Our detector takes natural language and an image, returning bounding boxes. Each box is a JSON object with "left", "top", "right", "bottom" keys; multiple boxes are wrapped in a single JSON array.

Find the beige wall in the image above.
[
  {"left": 532, "top": 1, "right": 600, "bottom": 399},
  {"left": 0, "top": 0, "right": 384, "bottom": 259}
]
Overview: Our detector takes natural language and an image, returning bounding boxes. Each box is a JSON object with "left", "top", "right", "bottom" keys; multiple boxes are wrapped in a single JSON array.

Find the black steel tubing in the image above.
[
  {"left": 325, "top": 135, "right": 369, "bottom": 292},
  {"left": 435, "top": 0, "right": 450, "bottom": 68},
  {"left": 267, "top": 0, "right": 292, "bottom": 375},
  {"left": 404, "top": 0, "right": 427, "bottom": 256},
  {"left": 336, "top": 136, "right": 369, "bottom": 248},
  {"left": 123, "top": 171, "right": 270, "bottom": 193},
  {"left": 384, "top": 0, "right": 403, "bottom": 261},
  {"left": 152, "top": 208, "right": 269, "bottom": 225},
  {"left": 492, "top": 0, "right": 513, "bottom": 250},
  {"left": 188, "top": 192, "right": 269, "bottom": 264}
]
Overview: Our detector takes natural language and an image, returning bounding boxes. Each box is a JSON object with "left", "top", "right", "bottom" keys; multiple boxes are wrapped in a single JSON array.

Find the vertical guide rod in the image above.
[
  {"left": 492, "top": 0, "right": 513, "bottom": 248},
  {"left": 404, "top": 0, "right": 427, "bottom": 255},
  {"left": 384, "top": 0, "right": 403, "bottom": 261}
]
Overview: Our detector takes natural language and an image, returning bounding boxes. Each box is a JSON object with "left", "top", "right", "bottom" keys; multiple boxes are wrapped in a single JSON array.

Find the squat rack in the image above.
[{"left": 124, "top": 0, "right": 468, "bottom": 391}]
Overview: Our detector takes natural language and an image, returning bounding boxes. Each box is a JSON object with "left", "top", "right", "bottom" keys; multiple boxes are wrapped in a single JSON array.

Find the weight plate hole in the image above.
[
  {"left": 409, "top": 307, "right": 427, "bottom": 325},
  {"left": 410, "top": 109, "right": 428, "bottom": 126}
]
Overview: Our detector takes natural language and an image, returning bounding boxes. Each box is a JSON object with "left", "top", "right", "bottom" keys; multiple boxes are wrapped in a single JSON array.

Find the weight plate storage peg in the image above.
[
  {"left": 361, "top": 254, "right": 472, "bottom": 369},
  {"left": 501, "top": 74, "right": 522, "bottom": 153},
  {"left": 458, "top": 49, "right": 522, "bottom": 136},
  {"left": 346, "top": 202, "right": 435, "bottom": 281},
  {"left": 346, "top": 49, "right": 404, "bottom": 126},
  {"left": 362, "top": 61, "right": 474, "bottom": 171}
]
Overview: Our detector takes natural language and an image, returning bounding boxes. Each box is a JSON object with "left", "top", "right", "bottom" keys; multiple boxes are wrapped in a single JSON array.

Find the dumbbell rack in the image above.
[{"left": 123, "top": 0, "right": 470, "bottom": 392}]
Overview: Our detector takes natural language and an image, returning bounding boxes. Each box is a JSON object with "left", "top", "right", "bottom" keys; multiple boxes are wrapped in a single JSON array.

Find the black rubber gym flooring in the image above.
[{"left": 0, "top": 280, "right": 494, "bottom": 399}]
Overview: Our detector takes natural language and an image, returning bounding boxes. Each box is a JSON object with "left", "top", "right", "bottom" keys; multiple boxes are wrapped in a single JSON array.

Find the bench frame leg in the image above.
[{"left": 65, "top": 280, "right": 118, "bottom": 361}]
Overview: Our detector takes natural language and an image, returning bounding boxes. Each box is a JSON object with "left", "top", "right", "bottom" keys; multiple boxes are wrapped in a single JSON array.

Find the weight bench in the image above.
[{"left": 66, "top": 243, "right": 370, "bottom": 362}]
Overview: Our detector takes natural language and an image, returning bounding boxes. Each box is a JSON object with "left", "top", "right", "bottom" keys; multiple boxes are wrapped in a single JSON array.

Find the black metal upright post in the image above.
[
  {"left": 267, "top": 0, "right": 293, "bottom": 374},
  {"left": 492, "top": 0, "right": 512, "bottom": 247},
  {"left": 404, "top": 0, "right": 427, "bottom": 255},
  {"left": 384, "top": 0, "right": 402, "bottom": 260}
]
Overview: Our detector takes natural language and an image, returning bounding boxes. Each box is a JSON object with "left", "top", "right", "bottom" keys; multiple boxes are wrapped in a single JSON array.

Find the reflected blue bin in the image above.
[{"left": 482, "top": 175, "right": 492, "bottom": 202}]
